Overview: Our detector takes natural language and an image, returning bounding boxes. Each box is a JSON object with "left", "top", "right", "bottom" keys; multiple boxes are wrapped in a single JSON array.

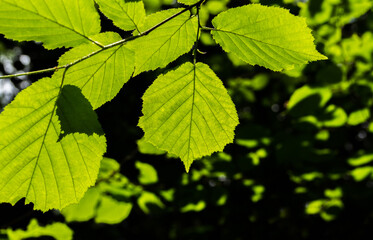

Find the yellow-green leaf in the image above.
[
  {"left": 139, "top": 62, "right": 239, "bottom": 171},
  {"left": 129, "top": 9, "right": 198, "bottom": 76},
  {"left": 0, "top": 76, "right": 106, "bottom": 211},
  {"left": 211, "top": 4, "right": 327, "bottom": 71},
  {"left": 0, "top": 0, "right": 101, "bottom": 49}
]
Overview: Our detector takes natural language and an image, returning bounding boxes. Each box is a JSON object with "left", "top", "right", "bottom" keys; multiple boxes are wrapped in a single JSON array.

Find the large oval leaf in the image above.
[
  {"left": 0, "top": 76, "right": 106, "bottom": 211},
  {"left": 211, "top": 4, "right": 327, "bottom": 71},
  {"left": 139, "top": 62, "right": 239, "bottom": 171}
]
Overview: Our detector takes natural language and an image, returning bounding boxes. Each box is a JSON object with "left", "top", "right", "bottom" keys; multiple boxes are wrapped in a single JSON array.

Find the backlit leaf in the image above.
[
  {"left": 211, "top": 4, "right": 327, "bottom": 71},
  {"left": 0, "top": 76, "right": 106, "bottom": 211},
  {"left": 0, "top": 0, "right": 101, "bottom": 49},
  {"left": 129, "top": 9, "right": 198, "bottom": 76},
  {"left": 95, "top": 0, "right": 146, "bottom": 32},
  {"left": 58, "top": 32, "right": 134, "bottom": 109},
  {"left": 139, "top": 62, "right": 239, "bottom": 171},
  {"left": 6, "top": 219, "right": 73, "bottom": 240},
  {"left": 178, "top": 0, "right": 200, "bottom": 5}
]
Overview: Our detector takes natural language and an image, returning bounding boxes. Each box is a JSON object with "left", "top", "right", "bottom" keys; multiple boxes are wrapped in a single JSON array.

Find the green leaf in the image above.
[
  {"left": 0, "top": 0, "right": 101, "bottom": 49},
  {"left": 136, "top": 161, "right": 158, "bottom": 185},
  {"left": 350, "top": 166, "right": 373, "bottom": 181},
  {"left": 181, "top": 200, "right": 206, "bottom": 212},
  {"left": 347, "top": 108, "right": 370, "bottom": 125},
  {"left": 95, "top": 195, "right": 132, "bottom": 224},
  {"left": 58, "top": 32, "right": 134, "bottom": 109},
  {"left": 129, "top": 9, "right": 198, "bottom": 76},
  {"left": 137, "top": 137, "right": 166, "bottom": 155},
  {"left": 6, "top": 219, "right": 73, "bottom": 240},
  {"left": 348, "top": 152, "right": 373, "bottom": 166},
  {"left": 178, "top": 0, "right": 200, "bottom": 5},
  {"left": 211, "top": 4, "right": 327, "bottom": 71},
  {"left": 287, "top": 85, "right": 332, "bottom": 117},
  {"left": 0, "top": 76, "right": 106, "bottom": 211},
  {"left": 62, "top": 188, "right": 101, "bottom": 222},
  {"left": 137, "top": 191, "right": 164, "bottom": 214},
  {"left": 63, "top": 158, "right": 134, "bottom": 224},
  {"left": 95, "top": 0, "right": 146, "bottom": 32},
  {"left": 320, "top": 105, "right": 347, "bottom": 127},
  {"left": 139, "top": 62, "right": 239, "bottom": 171}
]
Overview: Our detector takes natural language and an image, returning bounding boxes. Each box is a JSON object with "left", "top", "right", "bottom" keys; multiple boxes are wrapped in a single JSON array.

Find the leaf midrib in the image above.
[{"left": 213, "top": 28, "right": 322, "bottom": 58}]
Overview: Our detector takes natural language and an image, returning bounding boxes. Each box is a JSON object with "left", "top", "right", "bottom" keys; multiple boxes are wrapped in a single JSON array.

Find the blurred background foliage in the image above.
[{"left": 0, "top": 0, "right": 373, "bottom": 239}]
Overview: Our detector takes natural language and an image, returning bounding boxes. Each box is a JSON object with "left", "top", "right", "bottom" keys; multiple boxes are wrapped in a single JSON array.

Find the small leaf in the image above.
[
  {"left": 129, "top": 9, "right": 198, "bottom": 76},
  {"left": 0, "top": 76, "right": 106, "bottom": 211},
  {"left": 137, "top": 137, "right": 166, "bottom": 155},
  {"left": 6, "top": 219, "right": 73, "bottom": 240},
  {"left": 62, "top": 188, "right": 101, "bottom": 222},
  {"left": 95, "top": 195, "right": 132, "bottom": 224},
  {"left": 348, "top": 152, "right": 373, "bottom": 167},
  {"left": 136, "top": 161, "right": 158, "bottom": 185},
  {"left": 347, "top": 108, "right": 370, "bottom": 126},
  {"left": 58, "top": 32, "right": 134, "bottom": 109},
  {"left": 287, "top": 85, "right": 332, "bottom": 117},
  {"left": 139, "top": 62, "right": 239, "bottom": 171},
  {"left": 211, "top": 4, "right": 327, "bottom": 71},
  {"left": 178, "top": 0, "right": 200, "bottom": 5},
  {"left": 0, "top": 0, "right": 101, "bottom": 49},
  {"left": 137, "top": 191, "right": 164, "bottom": 214},
  {"left": 95, "top": 0, "right": 146, "bottom": 32}
]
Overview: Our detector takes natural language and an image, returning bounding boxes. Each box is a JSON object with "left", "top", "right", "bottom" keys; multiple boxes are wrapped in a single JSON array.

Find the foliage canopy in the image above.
[{"left": 0, "top": 0, "right": 326, "bottom": 212}]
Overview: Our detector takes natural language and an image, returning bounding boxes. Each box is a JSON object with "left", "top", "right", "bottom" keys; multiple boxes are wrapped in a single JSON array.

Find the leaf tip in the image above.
[{"left": 184, "top": 161, "right": 192, "bottom": 173}]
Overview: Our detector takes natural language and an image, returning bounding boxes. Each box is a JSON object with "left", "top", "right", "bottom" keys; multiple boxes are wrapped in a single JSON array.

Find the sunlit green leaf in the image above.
[
  {"left": 211, "top": 4, "right": 327, "bottom": 71},
  {"left": 181, "top": 200, "right": 206, "bottom": 212},
  {"left": 351, "top": 166, "right": 373, "bottom": 181},
  {"left": 251, "top": 185, "right": 265, "bottom": 202},
  {"left": 324, "top": 188, "right": 342, "bottom": 199},
  {"left": 288, "top": 85, "right": 332, "bottom": 116},
  {"left": 95, "top": 195, "right": 132, "bottom": 224},
  {"left": 129, "top": 9, "right": 198, "bottom": 75},
  {"left": 62, "top": 188, "right": 101, "bottom": 222},
  {"left": 0, "top": 76, "right": 106, "bottom": 211},
  {"left": 137, "top": 191, "right": 164, "bottom": 214},
  {"left": 306, "top": 199, "right": 324, "bottom": 214},
  {"left": 347, "top": 108, "right": 370, "bottom": 125},
  {"left": 139, "top": 62, "right": 239, "bottom": 171},
  {"left": 136, "top": 161, "right": 158, "bottom": 185},
  {"left": 95, "top": 0, "right": 146, "bottom": 32},
  {"left": 348, "top": 152, "right": 373, "bottom": 166},
  {"left": 58, "top": 32, "right": 134, "bottom": 109},
  {"left": 0, "top": 0, "right": 101, "bottom": 49},
  {"left": 6, "top": 219, "right": 73, "bottom": 240},
  {"left": 178, "top": 0, "right": 200, "bottom": 5},
  {"left": 63, "top": 157, "right": 134, "bottom": 224},
  {"left": 137, "top": 137, "right": 166, "bottom": 155},
  {"left": 321, "top": 105, "right": 347, "bottom": 127}
]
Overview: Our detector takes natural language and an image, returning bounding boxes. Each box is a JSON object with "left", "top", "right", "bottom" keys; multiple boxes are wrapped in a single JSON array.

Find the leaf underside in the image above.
[
  {"left": 211, "top": 4, "right": 327, "bottom": 71},
  {"left": 139, "top": 62, "right": 239, "bottom": 171},
  {"left": 0, "top": 0, "right": 101, "bottom": 49},
  {"left": 0, "top": 76, "right": 106, "bottom": 211}
]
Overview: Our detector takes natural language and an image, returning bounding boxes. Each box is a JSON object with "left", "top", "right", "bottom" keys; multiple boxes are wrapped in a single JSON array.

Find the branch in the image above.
[
  {"left": 0, "top": 0, "right": 205, "bottom": 80},
  {"left": 201, "top": 26, "right": 216, "bottom": 31}
]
